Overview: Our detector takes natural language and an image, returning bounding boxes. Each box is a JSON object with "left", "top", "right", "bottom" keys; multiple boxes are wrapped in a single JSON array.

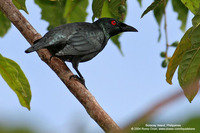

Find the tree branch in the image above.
[
  {"left": 121, "top": 90, "right": 184, "bottom": 132},
  {"left": 0, "top": 0, "right": 120, "bottom": 132}
]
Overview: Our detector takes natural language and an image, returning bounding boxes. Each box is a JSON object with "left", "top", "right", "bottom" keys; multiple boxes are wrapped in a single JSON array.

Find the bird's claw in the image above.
[{"left": 70, "top": 75, "right": 86, "bottom": 88}]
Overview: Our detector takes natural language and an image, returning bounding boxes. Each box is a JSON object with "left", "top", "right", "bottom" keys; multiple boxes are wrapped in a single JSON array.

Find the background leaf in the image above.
[
  {"left": 181, "top": 0, "right": 200, "bottom": 15},
  {"left": 64, "top": 0, "right": 88, "bottom": 23},
  {"left": 137, "top": 0, "right": 142, "bottom": 7},
  {"left": 0, "top": 54, "right": 31, "bottom": 110},
  {"left": 153, "top": 0, "right": 165, "bottom": 42},
  {"left": 190, "top": 8, "right": 200, "bottom": 35},
  {"left": 172, "top": 0, "right": 188, "bottom": 31},
  {"left": 108, "top": 0, "right": 126, "bottom": 20},
  {"left": 13, "top": 0, "right": 29, "bottom": 14},
  {"left": 0, "top": 12, "right": 11, "bottom": 37},
  {"left": 141, "top": 0, "right": 164, "bottom": 18},
  {"left": 111, "top": 34, "right": 124, "bottom": 55},
  {"left": 0, "top": 0, "right": 27, "bottom": 37},
  {"left": 101, "top": 0, "right": 127, "bottom": 54},
  {"left": 166, "top": 28, "right": 192, "bottom": 85},
  {"left": 92, "top": 0, "right": 104, "bottom": 21},
  {"left": 92, "top": 0, "right": 126, "bottom": 21},
  {"left": 34, "top": 0, "right": 66, "bottom": 30},
  {"left": 178, "top": 25, "right": 200, "bottom": 102},
  {"left": 142, "top": 0, "right": 167, "bottom": 42}
]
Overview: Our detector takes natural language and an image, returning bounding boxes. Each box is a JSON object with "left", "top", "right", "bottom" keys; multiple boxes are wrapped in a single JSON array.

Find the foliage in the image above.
[
  {"left": 168, "top": 2, "right": 200, "bottom": 102},
  {"left": 64, "top": 0, "right": 88, "bottom": 24},
  {"left": 1, "top": 0, "right": 200, "bottom": 108},
  {"left": 0, "top": 0, "right": 27, "bottom": 37},
  {"left": 34, "top": 0, "right": 126, "bottom": 53},
  {"left": 0, "top": 54, "right": 31, "bottom": 110},
  {"left": 0, "top": 0, "right": 31, "bottom": 110},
  {"left": 141, "top": 0, "right": 200, "bottom": 102},
  {"left": 0, "top": 12, "right": 11, "bottom": 37},
  {"left": 0, "top": 0, "right": 127, "bottom": 109}
]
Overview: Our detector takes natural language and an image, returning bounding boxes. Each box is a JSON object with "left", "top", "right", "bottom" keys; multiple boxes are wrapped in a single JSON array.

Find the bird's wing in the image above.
[{"left": 55, "top": 31, "right": 105, "bottom": 56}]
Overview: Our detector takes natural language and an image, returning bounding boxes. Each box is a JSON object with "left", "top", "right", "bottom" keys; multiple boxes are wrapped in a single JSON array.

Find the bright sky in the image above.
[{"left": 0, "top": 0, "right": 199, "bottom": 133}]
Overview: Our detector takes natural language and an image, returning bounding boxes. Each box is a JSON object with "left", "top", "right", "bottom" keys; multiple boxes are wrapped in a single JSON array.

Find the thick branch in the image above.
[{"left": 0, "top": 0, "right": 120, "bottom": 132}]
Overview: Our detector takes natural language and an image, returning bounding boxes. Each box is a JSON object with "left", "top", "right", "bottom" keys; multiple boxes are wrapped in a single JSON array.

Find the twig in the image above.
[
  {"left": 0, "top": 0, "right": 120, "bottom": 132},
  {"left": 163, "top": 0, "right": 170, "bottom": 58}
]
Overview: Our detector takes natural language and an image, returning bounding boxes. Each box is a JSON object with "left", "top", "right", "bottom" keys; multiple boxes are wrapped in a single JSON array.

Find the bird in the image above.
[{"left": 25, "top": 18, "right": 138, "bottom": 86}]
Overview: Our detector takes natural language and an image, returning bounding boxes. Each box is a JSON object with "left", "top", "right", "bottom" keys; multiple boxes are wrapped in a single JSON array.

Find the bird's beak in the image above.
[{"left": 120, "top": 22, "right": 138, "bottom": 32}]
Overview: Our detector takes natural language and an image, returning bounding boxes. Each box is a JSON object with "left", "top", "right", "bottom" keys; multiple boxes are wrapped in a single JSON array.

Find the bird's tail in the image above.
[{"left": 25, "top": 39, "right": 42, "bottom": 53}]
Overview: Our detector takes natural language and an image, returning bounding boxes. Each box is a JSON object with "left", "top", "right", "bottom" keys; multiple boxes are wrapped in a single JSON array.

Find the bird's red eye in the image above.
[{"left": 111, "top": 20, "right": 116, "bottom": 26}]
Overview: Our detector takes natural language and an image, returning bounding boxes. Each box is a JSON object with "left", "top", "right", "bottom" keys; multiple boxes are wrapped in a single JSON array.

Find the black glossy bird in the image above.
[{"left": 25, "top": 18, "right": 138, "bottom": 86}]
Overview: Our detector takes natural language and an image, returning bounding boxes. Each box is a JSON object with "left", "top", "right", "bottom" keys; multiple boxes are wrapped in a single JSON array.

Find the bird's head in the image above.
[{"left": 94, "top": 18, "right": 138, "bottom": 38}]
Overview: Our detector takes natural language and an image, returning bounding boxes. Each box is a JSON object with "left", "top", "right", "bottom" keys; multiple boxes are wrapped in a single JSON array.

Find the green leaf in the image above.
[
  {"left": 142, "top": 0, "right": 167, "bottom": 42},
  {"left": 153, "top": 1, "right": 164, "bottom": 26},
  {"left": 0, "top": 12, "right": 11, "bottom": 37},
  {"left": 192, "top": 8, "right": 200, "bottom": 27},
  {"left": 92, "top": 0, "right": 105, "bottom": 21},
  {"left": 190, "top": 8, "right": 200, "bottom": 35},
  {"left": 137, "top": 0, "right": 142, "bottom": 7},
  {"left": 182, "top": 117, "right": 200, "bottom": 130},
  {"left": 178, "top": 25, "right": 200, "bottom": 102},
  {"left": 111, "top": 34, "right": 124, "bottom": 55},
  {"left": 141, "top": 0, "right": 164, "bottom": 18},
  {"left": 101, "top": 0, "right": 112, "bottom": 18},
  {"left": 101, "top": 0, "right": 127, "bottom": 54},
  {"left": 0, "top": 54, "right": 31, "bottom": 110},
  {"left": 13, "top": 0, "right": 29, "bottom": 14},
  {"left": 166, "top": 28, "right": 192, "bottom": 85},
  {"left": 92, "top": 0, "right": 126, "bottom": 21},
  {"left": 108, "top": 0, "right": 127, "bottom": 20},
  {"left": 178, "top": 50, "right": 200, "bottom": 102},
  {"left": 64, "top": 0, "right": 88, "bottom": 23},
  {"left": 153, "top": 1, "right": 166, "bottom": 42},
  {"left": 172, "top": 0, "right": 188, "bottom": 31},
  {"left": 181, "top": 0, "right": 200, "bottom": 15},
  {"left": 34, "top": 0, "right": 66, "bottom": 30}
]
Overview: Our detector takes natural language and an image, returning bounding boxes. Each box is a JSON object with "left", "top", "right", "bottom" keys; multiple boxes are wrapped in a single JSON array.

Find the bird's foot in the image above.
[{"left": 70, "top": 75, "right": 87, "bottom": 88}]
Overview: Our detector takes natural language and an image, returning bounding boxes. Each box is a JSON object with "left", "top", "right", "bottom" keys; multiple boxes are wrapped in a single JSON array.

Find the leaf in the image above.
[
  {"left": 181, "top": 0, "right": 200, "bottom": 15},
  {"left": 92, "top": 0, "right": 126, "bottom": 21},
  {"left": 0, "top": 11, "right": 11, "bottom": 37},
  {"left": 101, "top": 0, "right": 127, "bottom": 54},
  {"left": 178, "top": 25, "right": 200, "bottom": 102},
  {"left": 111, "top": 34, "right": 124, "bottom": 55},
  {"left": 108, "top": 0, "right": 127, "bottom": 20},
  {"left": 192, "top": 8, "right": 200, "bottom": 27},
  {"left": 166, "top": 28, "right": 192, "bottom": 84},
  {"left": 180, "top": 79, "right": 199, "bottom": 102},
  {"left": 142, "top": 0, "right": 167, "bottom": 42},
  {"left": 137, "top": 0, "right": 142, "bottom": 7},
  {"left": 153, "top": 1, "right": 165, "bottom": 42},
  {"left": 153, "top": 1, "right": 165, "bottom": 26},
  {"left": 34, "top": 0, "right": 66, "bottom": 30},
  {"left": 92, "top": 0, "right": 105, "bottom": 21},
  {"left": 13, "top": 0, "right": 29, "bottom": 14},
  {"left": 141, "top": 0, "right": 164, "bottom": 18},
  {"left": 101, "top": 0, "right": 112, "bottom": 18},
  {"left": 172, "top": 0, "right": 188, "bottom": 31},
  {"left": 0, "top": 54, "right": 31, "bottom": 110},
  {"left": 182, "top": 117, "right": 200, "bottom": 130},
  {"left": 190, "top": 8, "right": 200, "bottom": 35},
  {"left": 64, "top": 0, "right": 88, "bottom": 23}
]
